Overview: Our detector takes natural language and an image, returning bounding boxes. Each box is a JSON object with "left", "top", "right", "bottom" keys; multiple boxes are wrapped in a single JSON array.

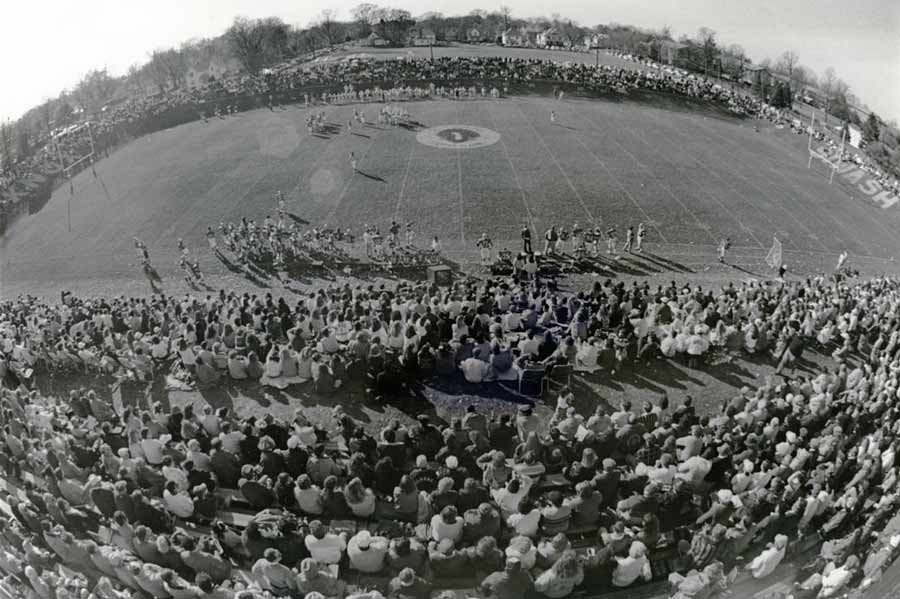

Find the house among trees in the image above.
[
  {"left": 501, "top": 28, "right": 525, "bottom": 46},
  {"left": 537, "top": 27, "right": 564, "bottom": 48},
  {"left": 743, "top": 64, "right": 771, "bottom": 91},
  {"left": 658, "top": 40, "right": 687, "bottom": 65},
  {"left": 501, "top": 26, "right": 543, "bottom": 47},
  {"left": 364, "top": 32, "right": 388, "bottom": 47},
  {"left": 408, "top": 28, "right": 436, "bottom": 46},
  {"left": 583, "top": 32, "right": 609, "bottom": 50},
  {"left": 466, "top": 28, "right": 483, "bottom": 43}
]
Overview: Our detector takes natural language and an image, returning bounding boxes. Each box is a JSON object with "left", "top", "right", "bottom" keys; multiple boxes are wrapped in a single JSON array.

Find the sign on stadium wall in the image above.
[{"left": 817, "top": 145, "right": 900, "bottom": 209}]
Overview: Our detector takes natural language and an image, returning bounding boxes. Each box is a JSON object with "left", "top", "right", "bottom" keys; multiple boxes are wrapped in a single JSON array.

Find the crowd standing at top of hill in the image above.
[
  {"left": 3, "top": 262, "right": 900, "bottom": 597},
  {"left": 8, "top": 53, "right": 899, "bottom": 225}
]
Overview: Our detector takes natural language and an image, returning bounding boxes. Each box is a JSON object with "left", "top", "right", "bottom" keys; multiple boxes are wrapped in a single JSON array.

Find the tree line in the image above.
[{"left": 2, "top": 4, "right": 898, "bottom": 179}]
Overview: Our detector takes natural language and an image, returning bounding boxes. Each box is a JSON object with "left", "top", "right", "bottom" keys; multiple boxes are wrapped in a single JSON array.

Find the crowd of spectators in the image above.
[
  {"left": 14, "top": 51, "right": 898, "bottom": 230},
  {"left": 4, "top": 266, "right": 900, "bottom": 598}
]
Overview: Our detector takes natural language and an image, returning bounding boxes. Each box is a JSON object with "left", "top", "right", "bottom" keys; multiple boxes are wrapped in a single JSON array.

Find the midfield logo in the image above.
[{"left": 417, "top": 125, "right": 501, "bottom": 150}]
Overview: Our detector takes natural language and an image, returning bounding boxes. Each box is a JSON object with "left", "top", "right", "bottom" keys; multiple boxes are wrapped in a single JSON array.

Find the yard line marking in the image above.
[
  {"left": 510, "top": 100, "right": 595, "bottom": 223},
  {"left": 622, "top": 109, "right": 766, "bottom": 249},
  {"left": 640, "top": 110, "right": 808, "bottom": 251},
  {"left": 455, "top": 101, "right": 466, "bottom": 245},
  {"left": 570, "top": 100, "right": 717, "bottom": 244},
  {"left": 685, "top": 116, "right": 839, "bottom": 254},
  {"left": 324, "top": 128, "right": 379, "bottom": 225},
  {"left": 686, "top": 116, "right": 847, "bottom": 252},
  {"left": 482, "top": 100, "right": 537, "bottom": 232},
  {"left": 393, "top": 142, "right": 417, "bottom": 222},
  {"left": 553, "top": 101, "right": 669, "bottom": 244}
]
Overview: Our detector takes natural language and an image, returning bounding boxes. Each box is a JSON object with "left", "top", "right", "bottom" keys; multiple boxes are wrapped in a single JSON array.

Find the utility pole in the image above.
[{"left": 595, "top": 47, "right": 599, "bottom": 67}]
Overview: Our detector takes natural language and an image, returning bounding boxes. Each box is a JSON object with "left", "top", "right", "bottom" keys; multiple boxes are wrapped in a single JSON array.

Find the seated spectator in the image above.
[
  {"left": 305, "top": 521, "right": 347, "bottom": 565},
  {"left": 295, "top": 558, "right": 346, "bottom": 597},
  {"left": 612, "top": 541, "right": 651, "bottom": 588},
  {"left": 251, "top": 548, "right": 295, "bottom": 595},
  {"left": 387, "top": 536, "right": 427, "bottom": 574},
  {"left": 534, "top": 549, "right": 584, "bottom": 598},
  {"left": 748, "top": 534, "right": 789, "bottom": 579},
  {"left": 431, "top": 506, "right": 464, "bottom": 544},
  {"left": 481, "top": 556, "right": 535, "bottom": 599},
  {"left": 348, "top": 530, "right": 389, "bottom": 573}
]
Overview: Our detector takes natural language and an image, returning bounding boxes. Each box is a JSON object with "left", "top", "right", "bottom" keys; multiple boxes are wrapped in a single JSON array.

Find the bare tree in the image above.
[
  {"left": 227, "top": 17, "right": 269, "bottom": 75},
  {"left": 317, "top": 9, "right": 343, "bottom": 50},
  {"left": 126, "top": 64, "right": 147, "bottom": 96},
  {"left": 351, "top": 3, "right": 378, "bottom": 37},
  {"left": 696, "top": 27, "right": 717, "bottom": 76},
  {"left": 0, "top": 122, "right": 16, "bottom": 171},
  {"left": 499, "top": 5, "right": 512, "bottom": 30},
  {"left": 72, "top": 69, "right": 119, "bottom": 114},
  {"left": 819, "top": 67, "right": 838, "bottom": 97}
]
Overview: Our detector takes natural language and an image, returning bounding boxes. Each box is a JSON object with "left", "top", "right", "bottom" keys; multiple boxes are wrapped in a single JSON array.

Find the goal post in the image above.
[
  {"left": 52, "top": 121, "right": 96, "bottom": 180},
  {"left": 807, "top": 112, "right": 845, "bottom": 184}
]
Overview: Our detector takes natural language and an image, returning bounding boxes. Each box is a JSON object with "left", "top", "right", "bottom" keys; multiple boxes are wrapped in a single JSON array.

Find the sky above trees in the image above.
[{"left": 2, "top": 0, "right": 897, "bottom": 123}]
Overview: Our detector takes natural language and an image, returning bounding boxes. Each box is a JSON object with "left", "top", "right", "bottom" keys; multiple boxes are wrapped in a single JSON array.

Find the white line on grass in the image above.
[
  {"left": 572, "top": 101, "right": 717, "bottom": 244},
  {"left": 482, "top": 101, "right": 537, "bottom": 232},
  {"left": 553, "top": 101, "right": 669, "bottom": 244},
  {"left": 393, "top": 142, "right": 417, "bottom": 222},
  {"left": 511, "top": 100, "right": 595, "bottom": 223},
  {"left": 641, "top": 110, "right": 807, "bottom": 251},
  {"left": 622, "top": 110, "right": 766, "bottom": 249},
  {"left": 324, "top": 130, "right": 379, "bottom": 225},
  {"left": 685, "top": 117, "right": 837, "bottom": 254},
  {"left": 455, "top": 101, "right": 466, "bottom": 245}
]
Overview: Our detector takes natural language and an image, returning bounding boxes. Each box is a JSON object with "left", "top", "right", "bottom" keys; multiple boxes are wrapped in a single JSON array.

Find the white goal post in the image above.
[
  {"left": 807, "top": 113, "right": 845, "bottom": 184},
  {"left": 52, "top": 121, "right": 96, "bottom": 180}
]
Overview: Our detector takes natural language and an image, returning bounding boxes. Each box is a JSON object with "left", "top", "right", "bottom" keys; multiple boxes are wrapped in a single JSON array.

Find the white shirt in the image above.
[
  {"left": 347, "top": 535, "right": 389, "bottom": 573},
  {"left": 305, "top": 534, "right": 346, "bottom": 564},
  {"left": 163, "top": 490, "right": 194, "bottom": 518},
  {"left": 140, "top": 438, "right": 167, "bottom": 465}
]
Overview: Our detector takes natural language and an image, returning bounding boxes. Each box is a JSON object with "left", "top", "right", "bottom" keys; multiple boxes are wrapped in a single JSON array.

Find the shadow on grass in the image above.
[{"left": 358, "top": 171, "right": 386, "bottom": 183}]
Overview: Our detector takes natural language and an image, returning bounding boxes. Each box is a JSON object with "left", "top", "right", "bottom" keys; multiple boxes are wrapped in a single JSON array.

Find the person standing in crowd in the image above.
[
  {"left": 635, "top": 223, "right": 646, "bottom": 253},
  {"left": 478, "top": 233, "right": 494, "bottom": 266},
  {"left": 521, "top": 224, "right": 532, "bottom": 254},
  {"left": 622, "top": 226, "right": 634, "bottom": 253},
  {"left": 718, "top": 237, "right": 731, "bottom": 263}
]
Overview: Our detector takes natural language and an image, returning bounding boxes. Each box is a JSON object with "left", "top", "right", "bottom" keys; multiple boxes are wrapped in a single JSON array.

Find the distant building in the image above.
[
  {"left": 537, "top": 27, "right": 563, "bottom": 48},
  {"left": 408, "top": 28, "right": 436, "bottom": 46},
  {"left": 502, "top": 26, "right": 543, "bottom": 47},
  {"left": 742, "top": 64, "right": 771, "bottom": 90},
  {"left": 658, "top": 40, "right": 687, "bottom": 65},
  {"left": 365, "top": 32, "right": 387, "bottom": 47},
  {"left": 466, "top": 28, "right": 482, "bottom": 43},
  {"left": 583, "top": 32, "right": 609, "bottom": 50}
]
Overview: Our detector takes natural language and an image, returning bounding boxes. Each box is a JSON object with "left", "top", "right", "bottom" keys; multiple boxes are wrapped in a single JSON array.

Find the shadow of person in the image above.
[{"left": 358, "top": 171, "right": 386, "bottom": 183}]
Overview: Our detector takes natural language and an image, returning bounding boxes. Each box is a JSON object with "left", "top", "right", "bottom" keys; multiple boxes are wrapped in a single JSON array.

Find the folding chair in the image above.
[{"left": 541, "top": 363, "right": 573, "bottom": 396}]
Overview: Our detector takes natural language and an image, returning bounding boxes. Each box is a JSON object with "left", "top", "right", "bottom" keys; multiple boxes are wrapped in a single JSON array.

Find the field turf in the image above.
[{"left": 3, "top": 91, "right": 900, "bottom": 298}]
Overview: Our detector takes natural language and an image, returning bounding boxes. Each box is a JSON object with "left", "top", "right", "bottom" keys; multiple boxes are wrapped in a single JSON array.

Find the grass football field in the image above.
[{"left": 3, "top": 91, "right": 900, "bottom": 298}]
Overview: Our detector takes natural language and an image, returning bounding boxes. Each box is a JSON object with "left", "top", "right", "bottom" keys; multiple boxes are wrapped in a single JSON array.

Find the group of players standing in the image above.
[{"left": 476, "top": 222, "right": 648, "bottom": 266}]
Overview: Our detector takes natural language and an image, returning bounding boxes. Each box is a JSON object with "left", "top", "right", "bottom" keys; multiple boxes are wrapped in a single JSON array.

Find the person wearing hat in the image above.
[
  {"left": 348, "top": 530, "right": 389, "bottom": 573},
  {"left": 388, "top": 567, "right": 431, "bottom": 599},
  {"left": 480, "top": 556, "right": 534, "bottom": 599}
]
